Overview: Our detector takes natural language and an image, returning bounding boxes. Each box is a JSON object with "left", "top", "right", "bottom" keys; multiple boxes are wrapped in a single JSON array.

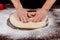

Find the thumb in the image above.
[{"left": 27, "top": 12, "right": 36, "bottom": 18}]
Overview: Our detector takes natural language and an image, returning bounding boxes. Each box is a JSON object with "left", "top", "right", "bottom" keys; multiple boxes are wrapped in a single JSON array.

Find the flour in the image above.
[{"left": 0, "top": 8, "right": 60, "bottom": 40}]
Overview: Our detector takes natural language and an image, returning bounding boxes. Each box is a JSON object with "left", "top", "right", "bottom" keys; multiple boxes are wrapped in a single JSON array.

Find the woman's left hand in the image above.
[{"left": 32, "top": 9, "right": 48, "bottom": 22}]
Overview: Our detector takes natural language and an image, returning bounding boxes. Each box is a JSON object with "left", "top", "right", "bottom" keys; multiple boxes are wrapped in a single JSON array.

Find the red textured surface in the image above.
[{"left": 0, "top": 4, "right": 4, "bottom": 10}]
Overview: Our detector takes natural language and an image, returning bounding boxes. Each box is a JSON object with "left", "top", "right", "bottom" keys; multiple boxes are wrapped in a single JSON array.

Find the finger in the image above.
[
  {"left": 32, "top": 14, "right": 38, "bottom": 20},
  {"left": 28, "top": 13, "right": 33, "bottom": 18},
  {"left": 20, "top": 16, "right": 24, "bottom": 22},
  {"left": 37, "top": 15, "right": 46, "bottom": 22},
  {"left": 24, "top": 15, "right": 28, "bottom": 22},
  {"left": 30, "top": 12, "right": 36, "bottom": 16},
  {"left": 32, "top": 14, "right": 39, "bottom": 22},
  {"left": 37, "top": 16, "right": 42, "bottom": 22},
  {"left": 22, "top": 16, "right": 26, "bottom": 23},
  {"left": 16, "top": 13, "right": 21, "bottom": 21},
  {"left": 41, "top": 16, "right": 46, "bottom": 21}
]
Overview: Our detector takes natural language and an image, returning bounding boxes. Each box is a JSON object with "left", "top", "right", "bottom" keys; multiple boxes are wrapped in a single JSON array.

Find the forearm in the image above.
[
  {"left": 11, "top": 0, "right": 23, "bottom": 11},
  {"left": 42, "top": 0, "right": 56, "bottom": 11}
]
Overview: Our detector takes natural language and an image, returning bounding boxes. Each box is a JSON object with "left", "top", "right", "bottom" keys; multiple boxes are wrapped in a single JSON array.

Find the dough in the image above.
[{"left": 9, "top": 12, "right": 47, "bottom": 29}]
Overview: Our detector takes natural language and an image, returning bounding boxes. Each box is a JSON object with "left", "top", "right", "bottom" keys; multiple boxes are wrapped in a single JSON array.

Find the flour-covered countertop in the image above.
[{"left": 0, "top": 8, "right": 60, "bottom": 40}]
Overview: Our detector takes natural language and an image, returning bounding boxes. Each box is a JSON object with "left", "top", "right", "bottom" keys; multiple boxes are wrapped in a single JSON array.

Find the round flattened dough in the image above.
[{"left": 10, "top": 13, "right": 47, "bottom": 29}]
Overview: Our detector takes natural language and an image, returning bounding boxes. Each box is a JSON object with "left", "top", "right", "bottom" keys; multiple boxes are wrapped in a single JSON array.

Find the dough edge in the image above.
[{"left": 9, "top": 13, "right": 47, "bottom": 29}]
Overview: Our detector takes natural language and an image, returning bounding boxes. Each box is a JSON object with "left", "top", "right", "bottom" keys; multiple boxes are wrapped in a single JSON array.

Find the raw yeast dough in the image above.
[{"left": 10, "top": 13, "right": 47, "bottom": 29}]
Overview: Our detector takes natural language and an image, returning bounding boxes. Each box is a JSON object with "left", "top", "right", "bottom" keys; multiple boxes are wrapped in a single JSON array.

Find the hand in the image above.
[
  {"left": 32, "top": 9, "right": 48, "bottom": 22},
  {"left": 17, "top": 9, "right": 29, "bottom": 23}
]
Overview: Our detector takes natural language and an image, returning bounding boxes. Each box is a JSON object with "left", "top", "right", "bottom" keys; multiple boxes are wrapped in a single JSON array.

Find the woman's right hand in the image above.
[{"left": 17, "top": 9, "right": 29, "bottom": 23}]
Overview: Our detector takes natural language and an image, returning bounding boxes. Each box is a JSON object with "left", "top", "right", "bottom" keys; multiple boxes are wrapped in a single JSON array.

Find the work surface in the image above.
[{"left": 0, "top": 8, "right": 60, "bottom": 40}]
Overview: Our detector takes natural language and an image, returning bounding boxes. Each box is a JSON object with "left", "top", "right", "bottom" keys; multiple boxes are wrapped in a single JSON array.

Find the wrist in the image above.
[
  {"left": 41, "top": 8, "right": 49, "bottom": 12},
  {"left": 38, "top": 8, "right": 48, "bottom": 12},
  {"left": 38, "top": 8, "right": 48, "bottom": 14}
]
